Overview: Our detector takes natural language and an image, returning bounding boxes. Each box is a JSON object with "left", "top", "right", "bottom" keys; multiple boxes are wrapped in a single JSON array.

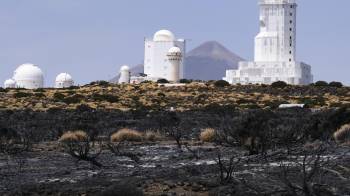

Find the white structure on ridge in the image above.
[
  {"left": 4, "top": 79, "right": 16, "bottom": 88},
  {"left": 118, "top": 65, "right": 131, "bottom": 84},
  {"left": 143, "top": 30, "right": 186, "bottom": 81},
  {"left": 55, "top": 73, "right": 74, "bottom": 88},
  {"left": 13, "top": 63, "right": 44, "bottom": 89},
  {"left": 224, "top": 0, "right": 313, "bottom": 85},
  {"left": 167, "top": 47, "right": 182, "bottom": 82}
]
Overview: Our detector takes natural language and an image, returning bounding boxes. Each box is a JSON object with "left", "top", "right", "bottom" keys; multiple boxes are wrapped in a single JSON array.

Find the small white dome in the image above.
[
  {"left": 4, "top": 79, "right": 16, "bottom": 88},
  {"left": 168, "top": 47, "right": 182, "bottom": 54},
  {"left": 55, "top": 73, "right": 74, "bottom": 88},
  {"left": 56, "top": 73, "right": 73, "bottom": 82},
  {"left": 13, "top": 63, "right": 44, "bottom": 89},
  {"left": 153, "top": 30, "right": 175, "bottom": 42},
  {"left": 120, "top": 65, "right": 130, "bottom": 72}
]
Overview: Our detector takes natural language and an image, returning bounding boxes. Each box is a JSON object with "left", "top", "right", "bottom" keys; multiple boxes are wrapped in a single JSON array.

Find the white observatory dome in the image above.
[
  {"left": 153, "top": 30, "right": 175, "bottom": 42},
  {"left": 168, "top": 46, "right": 182, "bottom": 54},
  {"left": 118, "top": 65, "right": 130, "bottom": 84},
  {"left": 120, "top": 65, "right": 130, "bottom": 72},
  {"left": 13, "top": 63, "right": 44, "bottom": 89},
  {"left": 55, "top": 73, "right": 74, "bottom": 88},
  {"left": 4, "top": 79, "right": 16, "bottom": 88}
]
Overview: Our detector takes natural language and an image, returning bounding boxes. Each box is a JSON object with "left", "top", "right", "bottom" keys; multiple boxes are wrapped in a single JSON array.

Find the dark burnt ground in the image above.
[{"left": 1, "top": 142, "right": 349, "bottom": 196}]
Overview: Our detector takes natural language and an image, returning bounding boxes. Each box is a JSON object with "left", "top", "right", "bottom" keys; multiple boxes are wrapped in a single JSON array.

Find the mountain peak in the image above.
[{"left": 187, "top": 41, "right": 244, "bottom": 62}]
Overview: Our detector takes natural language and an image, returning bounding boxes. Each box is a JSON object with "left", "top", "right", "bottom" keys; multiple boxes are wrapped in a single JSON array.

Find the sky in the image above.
[{"left": 0, "top": 0, "right": 349, "bottom": 86}]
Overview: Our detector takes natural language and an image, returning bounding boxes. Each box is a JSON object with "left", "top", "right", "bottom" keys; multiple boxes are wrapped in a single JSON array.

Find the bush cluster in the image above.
[
  {"left": 91, "top": 93, "right": 119, "bottom": 103},
  {"left": 200, "top": 128, "right": 216, "bottom": 142},
  {"left": 111, "top": 129, "right": 143, "bottom": 142},
  {"left": 13, "top": 92, "right": 32, "bottom": 98},
  {"left": 334, "top": 124, "right": 350, "bottom": 145},
  {"left": 214, "top": 80, "right": 230, "bottom": 87},
  {"left": 271, "top": 81, "right": 288, "bottom": 88}
]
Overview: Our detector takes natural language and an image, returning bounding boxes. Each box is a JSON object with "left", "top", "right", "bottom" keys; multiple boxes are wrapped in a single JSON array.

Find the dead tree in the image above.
[
  {"left": 59, "top": 131, "right": 102, "bottom": 168},
  {"left": 216, "top": 150, "right": 243, "bottom": 184}
]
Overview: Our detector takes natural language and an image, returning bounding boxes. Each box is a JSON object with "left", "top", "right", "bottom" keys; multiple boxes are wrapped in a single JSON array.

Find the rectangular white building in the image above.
[
  {"left": 224, "top": 0, "right": 313, "bottom": 85},
  {"left": 144, "top": 30, "right": 186, "bottom": 81}
]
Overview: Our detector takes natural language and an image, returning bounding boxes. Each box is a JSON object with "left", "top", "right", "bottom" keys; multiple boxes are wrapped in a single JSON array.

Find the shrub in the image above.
[
  {"left": 111, "top": 129, "right": 143, "bottom": 142},
  {"left": 271, "top": 81, "right": 288, "bottom": 88},
  {"left": 329, "top": 81, "right": 343, "bottom": 88},
  {"left": 63, "top": 94, "right": 84, "bottom": 104},
  {"left": 34, "top": 93, "right": 46, "bottom": 98},
  {"left": 214, "top": 80, "right": 230, "bottom": 87},
  {"left": 90, "top": 80, "right": 110, "bottom": 86},
  {"left": 13, "top": 92, "right": 32, "bottom": 98},
  {"left": 200, "top": 128, "right": 216, "bottom": 142},
  {"left": 315, "top": 81, "right": 328, "bottom": 87},
  {"left": 0, "top": 87, "right": 8, "bottom": 93},
  {"left": 179, "top": 79, "right": 192, "bottom": 84},
  {"left": 144, "top": 131, "right": 162, "bottom": 142},
  {"left": 157, "top": 79, "right": 169, "bottom": 84},
  {"left": 53, "top": 92, "right": 66, "bottom": 101},
  {"left": 59, "top": 130, "right": 88, "bottom": 143},
  {"left": 334, "top": 124, "right": 350, "bottom": 145},
  {"left": 92, "top": 93, "right": 119, "bottom": 103},
  {"left": 34, "top": 88, "right": 45, "bottom": 92}
]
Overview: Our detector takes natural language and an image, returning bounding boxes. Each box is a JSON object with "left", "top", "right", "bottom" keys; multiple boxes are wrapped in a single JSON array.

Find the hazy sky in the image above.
[{"left": 1, "top": 0, "right": 349, "bottom": 86}]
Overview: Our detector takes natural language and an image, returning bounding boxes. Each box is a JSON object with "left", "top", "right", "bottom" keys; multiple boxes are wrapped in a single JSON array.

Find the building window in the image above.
[
  {"left": 290, "top": 36, "right": 292, "bottom": 39},
  {"left": 290, "top": 20, "right": 293, "bottom": 24},
  {"left": 289, "top": 51, "right": 292, "bottom": 54},
  {"left": 290, "top": 13, "right": 293, "bottom": 16},
  {"left": 289, "top": 59, "right": 292, "bottom": 62},
  {"left": 290, "top": 5, "right": 293, "bottom": 8},
  {"left": 290, "top": 28, "right": 292, "bottom": 31}
]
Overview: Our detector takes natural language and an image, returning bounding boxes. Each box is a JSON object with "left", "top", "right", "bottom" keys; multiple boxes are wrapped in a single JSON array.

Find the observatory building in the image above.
[
  {"left": 143, "top": 30, "right": 186, "bottom": 82},
  {"left": 12, "top": 63, "right": 44, "bottom": 89},
  {"left": 223, "top": 0, "right": 313, "bottom": 85},
  {"left": 167, "top": 47, "right": 183, "bottom": 82},
  {"left": 118, "top": 65, "right": 131, "bottom": 84},
  {"left": 4, "top": 79, "right": 16, "bottom": 88},
  {"left": 55, "top": 73, "right": 74, "bottom": 88}
]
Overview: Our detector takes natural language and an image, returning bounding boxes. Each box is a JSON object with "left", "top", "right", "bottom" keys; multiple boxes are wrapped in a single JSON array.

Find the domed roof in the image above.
[
  {"left": 168, "top": 46, "right": 182, "bottom": 54},
  {"left": 55, "top": 73, "right": 73, "bottom": 82},
  {"left": 13, "top": 63, "right": 44, "bottom": 81},
  {"left": 153, "top": 30, "right": 175, "bottom": 42},
  {"left": 4, "top": 79, "right": 16, "bottom": 86},
  {"left": 120, "top": 65, "right": 130, "bottom": 71}
]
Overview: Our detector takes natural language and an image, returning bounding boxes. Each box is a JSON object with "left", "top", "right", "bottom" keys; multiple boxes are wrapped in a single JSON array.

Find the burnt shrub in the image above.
[
  {"left": 315, "top": 81, "right": 328, "bottom": 87},
  {"left": 157, "top": 78, "right": 169, "bottom": 84},
  {"left": 214, "top": 80, "right": 230, "bottom": 87},
  {"left": 271, "top": 81, "right": 288, "bottom": 88},
  {"left": 13, "top": 92, "right": 32, "bottom": 98},
  {"left": 329, "top": 81, "right": 343, "bottom": 88},
  {"left": 99, "top": 179, "right": 143, "bottom": 196}
]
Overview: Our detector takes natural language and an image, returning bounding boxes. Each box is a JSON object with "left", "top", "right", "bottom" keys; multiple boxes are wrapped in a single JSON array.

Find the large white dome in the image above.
[
  {"left": 13, "top": 63, "right": 44, "bottom": 89},
  {"left": 4, "top": 79, "right": 16, "bottom": 88},
  {"left": 120, "top": 65, "right": 130, "bottom": 72},
  {"left": 153, "top": 30, "right": 175, "bottom": 42},
  {"left": 55, "top": 73, "right": 74, "bottom": 88}
]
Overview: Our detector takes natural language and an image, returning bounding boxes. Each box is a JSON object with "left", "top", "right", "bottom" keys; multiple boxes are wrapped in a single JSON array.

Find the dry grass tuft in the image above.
[
  {"left": 59, "top": 130, "right": 88, "bottom": 142},
  {"left": 144, "top": 130, "right": 162, "bottom": 142},
  {"left": 200, "top": 128, "right": 216, "bottom": 142},
  {"left": 334, "top": 124, "right": 350, "bottom": 145},
  {"left": 111, "top": 129, "right": 143, "bottom": 142}
]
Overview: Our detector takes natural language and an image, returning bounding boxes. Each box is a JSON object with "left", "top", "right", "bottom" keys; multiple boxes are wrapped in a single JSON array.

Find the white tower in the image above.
[
  {"left": 223, "top": 0, "right": 313, "bottom": 85},
  {"left": 13, "top": 63, "right": 44, "bottom": 89},
  {"left": 55, "top": 73, "right": 74, "bottom": 88},
  {"left": 118, "top": 65, "right": 130, "bottom": 84},
  {"left": 144, "top": 30, "right": 186, "bottom": 81},
  {"left": 255, "top": 0, "right": 297, "bottom": 62},
  {"left": 4, "top": 79, "right": 16, "bottom": 88},
  {"left": 167, "top": 47, "right": 182, "bottom": 82}
]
